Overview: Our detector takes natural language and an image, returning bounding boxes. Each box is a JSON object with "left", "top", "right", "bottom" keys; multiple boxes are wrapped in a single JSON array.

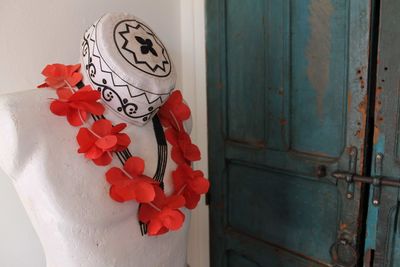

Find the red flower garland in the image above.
[
  {"left": 77, "top": 119, "right": 131, "bottom": 166},
  {"left": 106, "top": 157, "right": 158, "bottom": 203},
  {"left": 50, "top": 86, "right": 105, "bottom": 126},
  {"left": 38, "top": 64, "right": 83, "bottom": 89},
  {"left": 139, "top": 186, "right": 186, "bottom": 235},
  {"left": 38, "top": 63, "right": 210, "bottom": 236}
]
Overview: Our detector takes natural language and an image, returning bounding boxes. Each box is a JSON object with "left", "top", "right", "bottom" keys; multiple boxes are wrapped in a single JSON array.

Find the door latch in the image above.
[{"left": 332, "top": 153, "right": 400, "bottom": 206}]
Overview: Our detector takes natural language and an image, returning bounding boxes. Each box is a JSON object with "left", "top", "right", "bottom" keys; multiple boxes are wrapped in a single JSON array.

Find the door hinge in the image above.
[{"left": 332, "top": 153, "right": 400, "bottom": 206}]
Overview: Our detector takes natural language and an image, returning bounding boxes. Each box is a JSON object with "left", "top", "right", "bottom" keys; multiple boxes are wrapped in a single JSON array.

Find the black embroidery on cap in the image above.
[
  {"left": 135, "top": 36, "right": 158, "bottom": 56},
  {"left": 114, "top": 19, "right": 171, "bottom": 77}
]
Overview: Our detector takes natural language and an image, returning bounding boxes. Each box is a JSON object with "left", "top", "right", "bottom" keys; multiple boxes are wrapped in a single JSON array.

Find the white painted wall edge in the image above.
[{"left": 180, "top": 1, "right": 210, "bottom": 267}]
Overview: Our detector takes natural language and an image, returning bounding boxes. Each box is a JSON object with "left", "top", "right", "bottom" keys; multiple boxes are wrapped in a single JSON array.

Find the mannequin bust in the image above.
[{"left": 0, "top": 13, "right": 194, "bottom": 267}]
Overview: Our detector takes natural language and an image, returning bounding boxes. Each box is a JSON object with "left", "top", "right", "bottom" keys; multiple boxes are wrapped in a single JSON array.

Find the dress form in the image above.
[{"left": 0, "top": 88, "right": 190, "bottom": 267}]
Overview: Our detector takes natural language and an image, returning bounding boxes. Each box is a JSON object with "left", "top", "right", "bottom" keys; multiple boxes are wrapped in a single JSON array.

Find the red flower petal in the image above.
[
  {"left": 189, "top": 176, "right": 210, "bottom": 194},
  {"left": 67, "top": 64, "right": 81, "bottom": 74},
  {"left": 124, "top": 157, "right": 145, "bottom": 177},
  {"left": 41, "top": 64, "right": 64, "bottom": 77},
  {"left": 77, "top": 128, "right": 97, "bottom": 153},
  {"left": 106, "top": 167, "right": 127, "bottom": 185},
  {"left": 171, "top": 146, "right": 187, "bottom": 165},
  {"left": 92, "top": 152, "right": 112, "bottom": 166},
  {"left": 165, "top": 128, "right": 178, "bottom": 146},
  {"left": 56, "top": 88, "right": 73, "bottom": 100},
  {"left": 183, "top": 143, "right": 201, "bottom": 161},
  {"left": 85, "top": 145, "right": 104, "bottom": 159},
  {"left": 168, "top": 90, "right": 183, "bottom": 106},
  {"left": 115, "top": 133, "right": 131, "bottom": 150},
  {"left": 111, "top": 123, "right": 127, "bottom": 134},
  {"left": 67, "top": 109, "right": 85, "bottom": 126},
  {"left": 95, "top": 135, "right": 118, "bottom": 150},
  {"left": 139, "top": 202, "right": 158, "bottom": 223},
  {"left": 37, "top": 82, "right": 49, "bottom": 88},
  {"left": 69, "top": 89, "right": 100, "bottom": 102},
  {"left": 129, "top": 181, "right": 156, "bottom": 203},
  {"left": 159, "top": 116, "right": 173, "bottom": 129},
  {"left": 39, "top": 64, "right": 83, "bottom": 89},
  {"left": 50, "top": 100, "right": 69, "bottom": 116},
  {"left": 109, "top": 186, "right": 125, "bottom": 202},
  {"left": 183, "top": 190, "right": 201, "bottom": 209},
  {"left": 72, "top": 101, "right": 104, "bottom": 115},
  {"left": 148, "top": 220, "right": 166, "bottom": 236},
  {"left": 79, "top": 85, "right": 93, "bottom": 92},
  {"left": 172, "top": 103, "right": 190, "bottom": 121},
  {"left": 160, "top": 209, "right": 185, "bottom": 230},
  {"left": 92, "top": 119, "right": 113, "bottom": 137},
  {"left": 172, "top": 167, "right": 186, "bottom": 192},
  {"left": 66, "top": 72, "right": 83, "bottom": 87},
  {"left": 166, "top": 195, "right": 186, "bottom": 209}
]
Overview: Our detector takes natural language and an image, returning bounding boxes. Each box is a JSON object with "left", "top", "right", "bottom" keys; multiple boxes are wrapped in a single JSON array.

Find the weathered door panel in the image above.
[
  {"left": 364, "top": 0, "right": 400, "bottom": 266},
  {"left": 207, "top": 0, "right": 371, "bottom": 266}
]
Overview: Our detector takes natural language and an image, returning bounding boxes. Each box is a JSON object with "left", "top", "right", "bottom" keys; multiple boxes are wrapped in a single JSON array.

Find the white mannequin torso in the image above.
[{"left": 0, "top": 89, "right": 190, "bottom": 267}]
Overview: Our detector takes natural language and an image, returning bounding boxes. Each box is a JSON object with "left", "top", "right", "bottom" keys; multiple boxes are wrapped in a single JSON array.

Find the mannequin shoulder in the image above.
[
  {"left": 0, "top": 89, "right": 57, "bottom": 176},
  {"left": 0, "top": 89, "right": 55, "bottom": 116},
  {"left": 0, "top": 89, "right": 56, "bottom": 136}
]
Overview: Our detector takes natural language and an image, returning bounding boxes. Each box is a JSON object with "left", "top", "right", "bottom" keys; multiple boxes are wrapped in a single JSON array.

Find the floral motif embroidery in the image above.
[{"left": 135, "top": 36, "right": 158, "bottom": 57}]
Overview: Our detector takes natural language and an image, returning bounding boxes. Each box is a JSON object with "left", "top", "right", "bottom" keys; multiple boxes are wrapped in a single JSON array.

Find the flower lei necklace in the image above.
[{"left": 38, "top": 63, "right": 210, "bottom": 236}]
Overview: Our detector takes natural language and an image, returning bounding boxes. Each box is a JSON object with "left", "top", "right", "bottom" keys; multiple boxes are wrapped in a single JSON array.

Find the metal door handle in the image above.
[{"left": 330, "top": 238, "right": 358, "bottom": 267}]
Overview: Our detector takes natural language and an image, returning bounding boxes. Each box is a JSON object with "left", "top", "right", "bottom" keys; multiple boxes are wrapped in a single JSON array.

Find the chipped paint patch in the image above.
[
  {"left": 306, "top": 0, "right": 333, "bottom": 117},
  {"left": 356, "top": 94, "right": 368, "bottom": 172},
  {"left": 340, "top": 223, "right": 348, "bottom": 230},
  {"left": 347, "top": 91, "right": 352, "bottom": 113},
  {"left": 356, "top": 94, "right": 368, "bottom": 140}
]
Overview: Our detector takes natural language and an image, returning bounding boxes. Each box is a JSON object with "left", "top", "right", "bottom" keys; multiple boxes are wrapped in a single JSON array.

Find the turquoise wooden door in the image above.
[
  {"left": 364, "top": 0, "right": 400, "bottom": 266},
  {"left": 206, "top": 0, "right": 372, "bottom": 266}
]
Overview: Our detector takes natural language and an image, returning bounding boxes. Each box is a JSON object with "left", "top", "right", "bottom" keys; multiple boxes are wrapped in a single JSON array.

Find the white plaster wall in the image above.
[
  {"left": 0, "top": 0, "right": 209, "bottom": 266},
  {"left": 180, "top": 1, "right": 209, "bottom": 267},
  {"left": 0, "top": 0, "right": 182, "bottom": 94}
]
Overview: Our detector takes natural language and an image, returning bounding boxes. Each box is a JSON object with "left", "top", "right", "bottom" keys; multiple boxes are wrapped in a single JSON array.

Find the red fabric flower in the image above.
[
  {"left": 139, "top": 186, "right": 186, "bottom": 235},
  {"left": 38, "top": 63, "right": 83, "bottom": 89},
  {"left": 158, "top": 90, "right": 191, "bottom": 131},
  {"left": 50, "top": 85, "right": 105, "bottom": 126},
  {"left": 165, "top": 128, "right": 200, "bottom": 165},
  {"left": 172, "top": 164, "right": 209, "bottom": 209},
  {"left": 106, "top": 157, "right": 157, "bottom": 203},
  {"left": 77, "top": 119, "right": 131, "bottom": 166}
]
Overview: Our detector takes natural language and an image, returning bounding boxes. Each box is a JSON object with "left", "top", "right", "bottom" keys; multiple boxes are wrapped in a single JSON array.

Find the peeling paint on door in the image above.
[{"left": 306, "top": 0, "right": 334, "bottom": 117}]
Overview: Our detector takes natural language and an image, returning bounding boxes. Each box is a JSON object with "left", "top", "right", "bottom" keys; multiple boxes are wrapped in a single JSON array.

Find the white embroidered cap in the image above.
[{"left": 80, "top": 12, "right": 176, "bottom": 126}]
